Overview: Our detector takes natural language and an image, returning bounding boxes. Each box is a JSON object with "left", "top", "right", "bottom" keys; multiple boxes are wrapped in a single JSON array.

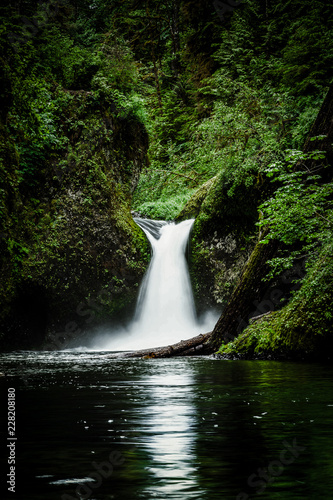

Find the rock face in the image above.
[
  {"left": 190, "top": 229, "right": 254, "bottom": 313},
  {"left": 178, "top": 173, "right": 263, "bottom": 313},
  {"left": 0, "top": 91, "right": 150, "bottom": 350}
]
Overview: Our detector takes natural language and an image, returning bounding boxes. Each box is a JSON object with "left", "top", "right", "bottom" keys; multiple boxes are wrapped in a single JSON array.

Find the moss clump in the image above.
[
  {"left": 175, "top": 177, "right": 216, "bottom": 221},
  {"left": 194, "top": 169, "right": 268, "bottom": 240},
  {"left": 0, "top": 123, "right": 23, "bottom": 329},
  {"left": 218, "top": 244, "right": 333, "bottom": 361}
]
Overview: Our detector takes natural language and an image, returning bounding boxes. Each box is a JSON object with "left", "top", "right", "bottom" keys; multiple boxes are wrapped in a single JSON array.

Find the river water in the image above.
[{"left": 1, "top": 351, "right": 333, "bottom": 499}]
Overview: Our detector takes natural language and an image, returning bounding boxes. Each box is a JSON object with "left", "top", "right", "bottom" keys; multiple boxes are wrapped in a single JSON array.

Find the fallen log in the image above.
[{"left": 110, "top": 332, "right": 214, "bottom": 359}]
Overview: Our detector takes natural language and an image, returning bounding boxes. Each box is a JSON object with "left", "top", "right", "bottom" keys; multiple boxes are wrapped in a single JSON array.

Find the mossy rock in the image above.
[
  {"left": 187, "top": 171, "right": 263, "bottom": 311},
  {"left": 218, "top": 245, "right": 333, "bottom": 361},
  {"left": 175, "top": 176, "right": 216, "bottom": 221}
]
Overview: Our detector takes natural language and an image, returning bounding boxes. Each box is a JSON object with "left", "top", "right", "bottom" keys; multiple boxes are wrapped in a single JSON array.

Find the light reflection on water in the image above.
[
  {"left": 0, "top": 352, "right": 333, "bottom": 499},
  {"left": 140, "top": 372, "right": 202, "bottom": 498}
]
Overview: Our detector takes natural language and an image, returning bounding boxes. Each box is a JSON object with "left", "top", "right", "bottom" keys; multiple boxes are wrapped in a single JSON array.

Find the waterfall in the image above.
[
  {"left": 132, "top": 218, "right": 198, "bottom": 346},
  {"left": 94, "top": 218, "right": 218, "bottom": 351}
]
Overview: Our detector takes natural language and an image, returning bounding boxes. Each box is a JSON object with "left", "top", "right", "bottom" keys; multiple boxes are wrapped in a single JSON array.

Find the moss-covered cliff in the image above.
[
  {"left": 0, "top": 90, "right": 149, "bottom": 350},
  {"left": 218, "top": 244, "right": 333, "bottom": 361}
]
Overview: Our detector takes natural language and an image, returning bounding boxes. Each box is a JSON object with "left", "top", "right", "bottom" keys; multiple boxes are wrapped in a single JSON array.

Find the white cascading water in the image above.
[
  {"left": 96, "top": 218, "right": 218, "bottom": 351},
  {"left": 133, "top": 218, "right": 197, "bottom": 343}
]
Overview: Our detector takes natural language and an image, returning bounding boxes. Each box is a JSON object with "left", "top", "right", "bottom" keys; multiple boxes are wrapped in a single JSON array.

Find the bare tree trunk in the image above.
[
  {"left": 302, "top": 85, "right": 333, "bottom": 178},
  {"left": 146, "top": 0, "right": 163, "bottom": 109},
  {"left": 170, "top": 0, "right": 181, "bottom": 79},
  {"left": 152, "top": 48, "right": 163, "bottom": 109}
]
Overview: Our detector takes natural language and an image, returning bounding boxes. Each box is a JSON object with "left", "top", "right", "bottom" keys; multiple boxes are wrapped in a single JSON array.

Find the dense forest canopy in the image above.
[{"left": 0, "top": 0, "right": 332, "bottom": 356}]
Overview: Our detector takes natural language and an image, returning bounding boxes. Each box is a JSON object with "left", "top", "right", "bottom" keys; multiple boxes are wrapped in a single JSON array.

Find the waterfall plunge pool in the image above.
[{"left": 1, "top": 351, "right": 333, "bottom": 499}]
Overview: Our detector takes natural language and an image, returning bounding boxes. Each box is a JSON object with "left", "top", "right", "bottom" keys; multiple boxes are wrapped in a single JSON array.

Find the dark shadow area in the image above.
[{"left": 0, "top": 283, "right": 48, "bottom": 350}]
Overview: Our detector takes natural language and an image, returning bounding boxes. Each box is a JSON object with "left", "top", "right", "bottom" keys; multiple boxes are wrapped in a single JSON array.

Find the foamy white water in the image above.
[
  {"left": 133, "top": 219, "right": 197, "bottom": 338},
  {"left": 93, "top": 218, "right": 218, "bottom": 351}
]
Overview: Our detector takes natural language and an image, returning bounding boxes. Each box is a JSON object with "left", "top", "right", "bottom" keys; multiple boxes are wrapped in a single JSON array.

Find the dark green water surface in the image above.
[{"left": 1, "top": 352, "right": 333, "bottom": 499}]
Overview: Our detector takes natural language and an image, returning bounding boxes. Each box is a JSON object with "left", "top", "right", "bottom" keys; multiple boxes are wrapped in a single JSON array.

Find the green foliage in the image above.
[
  {"left": 1, "top": 0, "right": 333, "bottom": 350},
  {"left": 134, "top": 75, "right": 295, "bottom": 218},
  {"left": 136, "top": 192, "right": 194, "bottom": 220},
  {"left": 258, "top": 147, "right": 333, "bottom": 277},
  {"left": 213, "top": 0, "right": 333, "bottom": 95},
  {"left": 91, "top": 33, "right": 139, "bottom": 92},
  {"left": 2, "top": 0, "right": 323, "bottom": 222},
  {"left": 7, "top": 238, "right": 29, "bottom": 272}
]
